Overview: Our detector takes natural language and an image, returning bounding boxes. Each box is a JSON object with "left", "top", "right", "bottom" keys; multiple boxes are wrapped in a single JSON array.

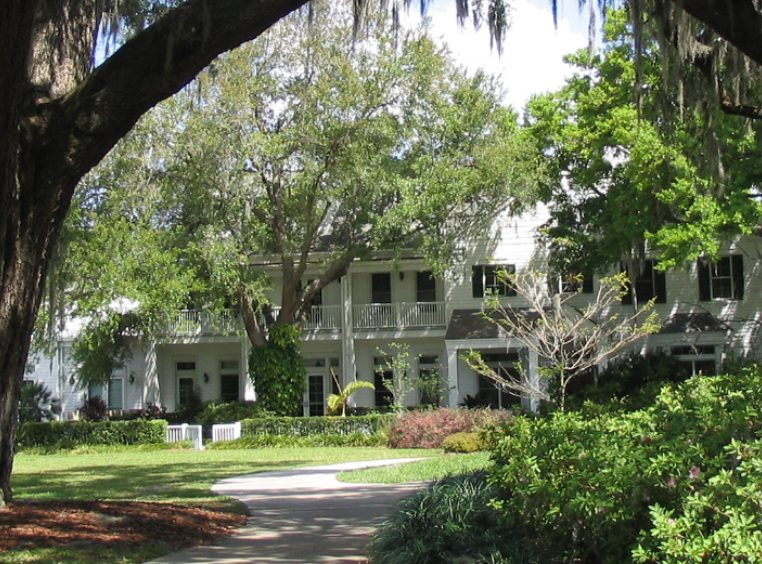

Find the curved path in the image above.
[{"left": 149, "top": 459, "right": 424, "bottom": 563}]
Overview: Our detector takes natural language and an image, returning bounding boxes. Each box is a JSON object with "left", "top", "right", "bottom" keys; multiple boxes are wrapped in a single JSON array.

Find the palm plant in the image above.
[{"left": 327, "top": 371, "right": 375, "bottom": 416}]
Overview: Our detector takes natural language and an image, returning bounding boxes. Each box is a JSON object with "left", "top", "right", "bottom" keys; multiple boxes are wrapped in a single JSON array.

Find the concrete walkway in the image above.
[{"left": 148, "top": 459, "right": 424, "bottom": 563}]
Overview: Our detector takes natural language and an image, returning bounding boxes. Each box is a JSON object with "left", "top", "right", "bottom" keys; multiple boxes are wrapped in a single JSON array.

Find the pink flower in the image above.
[
  {"left": 665, "top": 476, "right": 677, "bottom": 489},
  {"left": 689, "top": 466, "right": 701, "bottom": 480}
]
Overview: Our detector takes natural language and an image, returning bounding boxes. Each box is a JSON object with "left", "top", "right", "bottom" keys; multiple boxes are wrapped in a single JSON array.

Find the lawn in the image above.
[
  {"left": 338, "top": 451, "right": 492, "bottom": 484},
  {"left": 5, "top": 446, "right": 440, "bottom": 563}
]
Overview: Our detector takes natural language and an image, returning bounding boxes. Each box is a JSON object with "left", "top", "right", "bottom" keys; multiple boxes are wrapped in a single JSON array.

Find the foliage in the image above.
[
  {"left": 206, "top": 433, "right": 385, "bottom": 449},
  {"left": 195, "top": 401, "right": 266, "bottom": 428},
  {"left": 465, "top": 270, "right": 659, "bottom": 411},
  {"left": 17, "top": 420, "right": 167, "bottom": 450},
  {"left": 375, "top": 343, "right": 415, "bottom": 411},
  {"left": 387, "top": 408, "right": 511, "bottom": 449},
  {"left": 19, "top": 383, "right": 60, "bottom": 424},
  {"left": 568, "top": 351, "right": 691, "bottom": 409},
  {"left": 248, "top": 324, "right": 305, "bottom": 416},
  {"left": 369, "top": 471, "right": 532, "bottom": 564},
  {"left": 442, "top": 432, "right": 485, "bottom": 453},
  {"left": 70, "top": 312, "right": 139, "bottom": 388},
  {"left": 240, "top": 414, "right": 393, "bottom": 438},
  {"left": 525, "top": 10, "right": 762, "bottom": 273},
  {"left": 327, "top": 379, "right": 376, "bottom": 417},
  {"left": 488, "top": 367, "right": 762, "bottom": 563},
  {"left": 79, "top": 396, "right": 109, "bottom": 422}
]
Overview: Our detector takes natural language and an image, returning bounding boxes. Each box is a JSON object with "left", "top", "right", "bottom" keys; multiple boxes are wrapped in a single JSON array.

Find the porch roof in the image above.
[
  {"left": 445, "top": 308, "right": 539, "bottom": 341},
  {"left": 659, "top": 313, "right": 730, "bottom": 334}
]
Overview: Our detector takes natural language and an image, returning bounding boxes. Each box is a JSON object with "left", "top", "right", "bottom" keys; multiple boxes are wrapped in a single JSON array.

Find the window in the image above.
[
  {"left": 476, "top": 353, "right": 520, "bottom": 409},
  {"left": 698, "top": 255, "right": 744, "bottom": 300},
  {"left": 671, "top": 345, "right": 717, "bottom": 376},
  {"left": 371, "top": 273, "right": 392, "bottom": 303},
  {"left": 472, "top": 264, "right": 516, "bottom": 298},
  {"left": 108, "top": 377, "right": 124, "bottom": 410},
  {"left": 621, "top": 260, "right": 666, "bottom": 304},
  {"left": 373, "top": 357, "right": 394, "bottom": 408},
  {"left": 220, "top": 375, "right": 239, "bottom": 402},
  {"left": 298, "top": 279, "right": 323, "bottom": 306},
  {"left": 416, "top": 271, "right": 437, "bottom": 302},
  {"left": 418, "top": 355, "right": 440, "bottom": 406},
  {"left": 308, "top": 375, "right": 325, "bottom": 416},
  {"left": 552, "top": 272, "right": 594, "bottom": 294},
  {"left": 178, "top": 377, "right": 195, "bottom": 406}
]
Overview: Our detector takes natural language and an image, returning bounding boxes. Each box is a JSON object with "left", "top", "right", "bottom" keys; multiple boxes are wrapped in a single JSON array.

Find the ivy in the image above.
[{"left": 248, "top": 324, "right": 305, "bottom": 416}]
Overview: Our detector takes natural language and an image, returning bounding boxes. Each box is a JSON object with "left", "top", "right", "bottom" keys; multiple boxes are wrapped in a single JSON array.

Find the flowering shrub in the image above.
[
  {"left": 489, "top": 366, "right": 762, "bottom": 562},
  {"left": 387, "top": 408, "right": 511, "bottom": 448}
]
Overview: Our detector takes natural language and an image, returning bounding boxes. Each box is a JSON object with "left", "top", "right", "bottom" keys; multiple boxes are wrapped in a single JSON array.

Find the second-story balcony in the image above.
[
  {"left": 272, "top": 305, "right": 343, "bottom": 331},
  {"left": 163, "top": 309, "right": 241, "bottom": 337},
  {"left": 352, "top": 302, "right": 446, "bottom": 330}
]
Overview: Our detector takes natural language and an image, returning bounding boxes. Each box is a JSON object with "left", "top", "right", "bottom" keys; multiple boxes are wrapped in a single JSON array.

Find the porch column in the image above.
[
  {"left": 341, "top": 274, "right": 357, "bottom": 401},
  {"left": 144, "top": 340, "right": 160, "bottom": 406},
  {"left": 523, "top": 348, "right": 541, "bottom": 413},
  {"left": 241, "top": 337, "right": 255, "bottom": 401},
  {"left": 446, "top": 343, "right": 459, "bottom": 407}
]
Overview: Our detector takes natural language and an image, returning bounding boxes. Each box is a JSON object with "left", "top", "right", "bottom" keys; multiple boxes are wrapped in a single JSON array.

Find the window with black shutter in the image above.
[
  {"left": 621, "top": 260, "right": 666, "bottom": 304},
  {"left": 698, "top": 255, "right": 744, "bottom": 300},
  {"left": 472, "top": 264, "right": 516, "bottom": 297},
  {"left": 371, "top": 273, "right": 392, "bottom": 303},
  {"left": 416, "top": 271, "right": 437, "bottom": 302}
]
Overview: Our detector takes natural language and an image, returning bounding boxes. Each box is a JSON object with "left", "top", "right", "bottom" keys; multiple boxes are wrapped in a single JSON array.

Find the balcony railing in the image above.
[
  {"left": 353, "top": 302, "right": 446, "bottom": 330},
  {"left": 270, "top": 305, "right": 343, "bottom": 331},
  {"left": 163, "top": 309, "right": 240, "bottom": 336}
]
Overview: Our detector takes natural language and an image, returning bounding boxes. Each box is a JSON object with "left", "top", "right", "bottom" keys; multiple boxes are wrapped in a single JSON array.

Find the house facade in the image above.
[{"left": 28, "top": 204, "right": 762, "bottom": 419}]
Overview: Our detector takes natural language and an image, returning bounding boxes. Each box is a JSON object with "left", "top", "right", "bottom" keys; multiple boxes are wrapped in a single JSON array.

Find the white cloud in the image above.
[{"left": 403, "top": 0, "right": 590, "bottom": 112}]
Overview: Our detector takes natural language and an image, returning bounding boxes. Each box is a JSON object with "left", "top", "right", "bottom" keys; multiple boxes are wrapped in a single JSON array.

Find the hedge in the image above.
[
  {"left": 207, "top": 432, "right": 386, "bottom": 449},
  {"left": 17, "top": 419, "right": 168, "bottom": 450},
  {"left": 240, "top": 414, "right": 393, "bottom": 437}
]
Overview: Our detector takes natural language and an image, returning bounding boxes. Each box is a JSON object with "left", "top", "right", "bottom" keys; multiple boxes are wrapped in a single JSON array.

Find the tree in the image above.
[
  {"left": 375, "top": 342, "right": 415, "bottom": 412},
  {"left": 464, "top": 270, "right": 659, "bottom": 411},
  {"left": 59, "top": 2, "right": 538, "bottom": 413},
  {"left": 0, "top": 0, "right": 759, "bottom": 510},
  {"left": 524, "top": 10, "right": 762, "bottom": 277}
]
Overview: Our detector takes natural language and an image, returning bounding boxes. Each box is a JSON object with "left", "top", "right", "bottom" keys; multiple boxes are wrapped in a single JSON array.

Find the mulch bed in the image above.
[{"left": 0, "top": 500, "right": 247, "bottom": 552}]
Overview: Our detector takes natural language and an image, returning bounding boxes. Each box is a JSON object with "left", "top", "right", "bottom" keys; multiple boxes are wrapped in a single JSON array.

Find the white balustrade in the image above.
[
  {"left": 353, "top": 302, "right": 446, "bottom": 329},
  {"left": 164, "top": 310, "right": 240, "bottom": 336},
  {"left": 166, "top": 423, "right": 203, "bottom": 450},
  {"left": 211, "top": 422, "right": 242, "bottom": 443}
]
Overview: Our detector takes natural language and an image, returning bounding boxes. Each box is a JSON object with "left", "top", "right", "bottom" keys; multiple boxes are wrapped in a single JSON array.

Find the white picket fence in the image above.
[
  {"left": 212, "top": 422, "right": 242, "bottom": 443},
  {"left": 166, "top": 423, "right": 203, "bottom": 450}
]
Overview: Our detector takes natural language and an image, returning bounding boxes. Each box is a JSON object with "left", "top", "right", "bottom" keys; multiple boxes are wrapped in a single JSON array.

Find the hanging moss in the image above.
[{"left": 248, "top": 324, "right": 305, "bottom": 416}]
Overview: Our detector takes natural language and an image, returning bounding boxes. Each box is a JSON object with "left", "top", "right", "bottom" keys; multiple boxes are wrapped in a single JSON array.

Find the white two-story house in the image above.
[{"left": 28, "top": 204, "right": 762, "bottom": 418}]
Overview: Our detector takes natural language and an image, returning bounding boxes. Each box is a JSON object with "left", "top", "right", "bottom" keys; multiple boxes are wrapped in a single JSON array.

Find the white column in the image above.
[
  {"left": 522, "top": 348, "right": 541, "bottom": 413},
  {"left": 341, "top": 274, "right": 358, "bottom": 404},
  {"left": 144, "top": 340, "right": 159, "bottom": 407},
  {"left": 241, "top": 337, "right": 255, "bottom": 401},
  {"left": 446, "top": 343, "right": 459, "bottom": 407}
]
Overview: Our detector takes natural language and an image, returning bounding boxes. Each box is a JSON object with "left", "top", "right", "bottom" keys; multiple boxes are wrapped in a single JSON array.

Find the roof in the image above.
[
  {"left": 659, "top": 313, "right": 730, "bottom": 334},
  {"left": 445, "top": 308, "right": 540, "bottom": 341}
]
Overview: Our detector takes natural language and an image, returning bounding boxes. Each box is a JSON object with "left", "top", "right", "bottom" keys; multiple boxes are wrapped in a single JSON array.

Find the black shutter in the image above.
[
  {"left": 697, "top": 260, "right": 711, "bottom": 301},
  {"left": 654, "top": 268, "right": 667, "bottom": 303},
  {"left": 732, "top": 254, "right": 744, "bottom": 300},
  {"left": 472, "top": 266, "right": 484, "bottom": 298},
  {"left": 582, "top": 273, "right": 594, "bottom": 294},
  {"left": 620, "top": 263, "right": 633, "bottom": 305}
]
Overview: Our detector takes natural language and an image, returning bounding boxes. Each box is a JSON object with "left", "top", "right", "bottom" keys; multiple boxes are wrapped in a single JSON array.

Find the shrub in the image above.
[
  {"left": 387, "top": 408, "right": 511, "bottom": 449},
  {"left": 442, "top": 432, "right": 485, "bottom": 453},
  {"left": 17, "top": 419, "right": 167, "bottom": 450},
  {"left": 80, "top": 396, "right": 108, "bottom": 421},
  {"left": 206, "top": 432, "right": 385, "bottom": 449},
  {"left": 241, "top": 414, "right": 393, "bottom": 438},
  {"left": 196, "top": 401, "right": 266, "bottom": 428},
  {"left": 369, "top": 471, "right": 532, "bottom": 563},
  {"left": 489, "top": 367, "right": 762, "bottom": 563},
  {"left": 19, "top": 382, "right": 60, "bottom": 423}
]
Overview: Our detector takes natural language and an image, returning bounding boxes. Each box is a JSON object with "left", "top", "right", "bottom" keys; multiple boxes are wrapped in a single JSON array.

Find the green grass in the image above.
[
  {"left": 7, "top": 446, "right": 440, "bottom": 563},
  {"left": 338, "top": 451, "right": 492, "bottom": 484},
  {"left": 12, "top": 446, "right": 440, "bottom": 503}
]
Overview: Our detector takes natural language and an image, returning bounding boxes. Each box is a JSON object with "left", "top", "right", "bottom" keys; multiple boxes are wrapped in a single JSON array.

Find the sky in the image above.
[{"left": 402, "top": 0, "right": 596, "bottom": 112}]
